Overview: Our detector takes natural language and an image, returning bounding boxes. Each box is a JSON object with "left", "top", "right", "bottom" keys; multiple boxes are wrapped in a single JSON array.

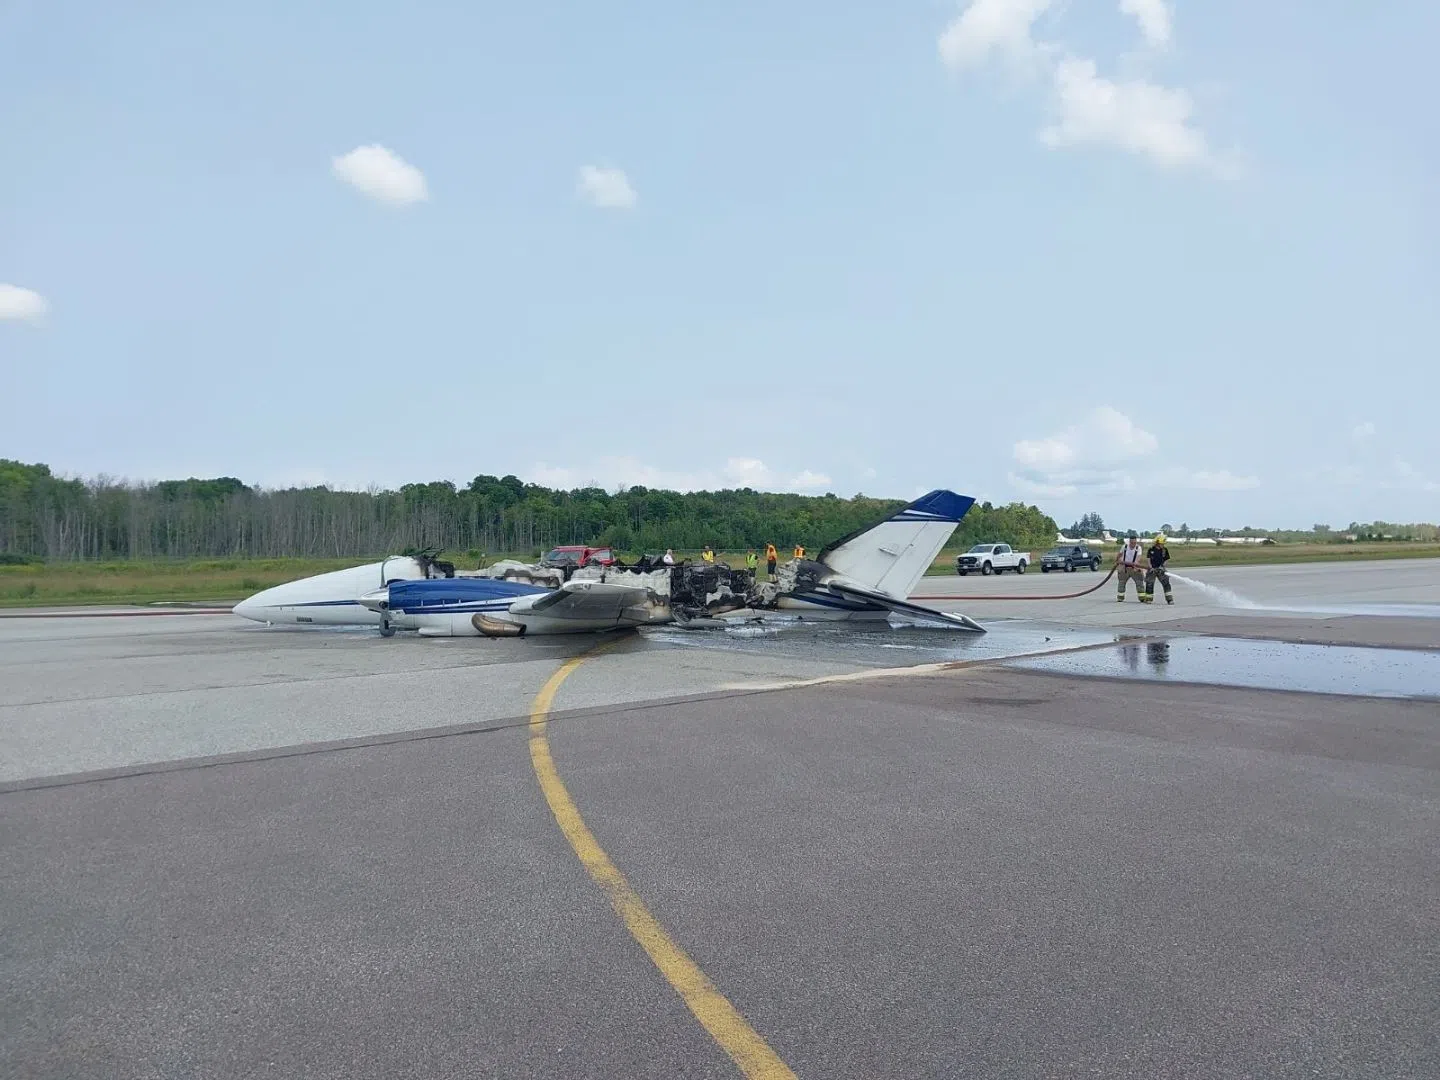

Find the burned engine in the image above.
[{"left": 666, "top": 561, "right": 756, "bottom": 621}]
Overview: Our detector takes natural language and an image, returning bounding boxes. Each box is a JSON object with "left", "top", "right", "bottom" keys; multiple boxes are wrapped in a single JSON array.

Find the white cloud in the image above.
[
  {"left": 789, "top": 469, "right": 833, "bottom": 491},
  {"left": 577, "top": 165, "right": 637, "bottom": 210},
  {"left": 1157, "top": 468, "right": 1261, "bottom": 491},
  {"left": 527, "top": 456, "right": 831, "bottom": 494},
  {"left": 860, "top": 466, "right": 879, "bottom": 481},
  {"left": 1012, "top": 407, "right": 1259, "bottom": 498},
  {"left": 1351, "top": 421, "right": 1376, "bottom": 441},
  {"left": 938, "top": 0, "right": 1053, "bottom": 72},
  {"left": 938, "top": 0, "right": 1219, "bottom": 171},
  {"left": 1012, "top": 407, "right": 1157, "bottom": 496},
  {"left": 722, "top": 457, "right": 771, "bottom": 488},
  {"left": 1014, "top": 405, "right": 1159, "bottom": 472},
  {"left": 1008, "top": 469, "right": 1137, "bottom": 499},
  {"left": 1041, "top": 57, "right": 1208, "bottom": 168},
  {"left": 1386, "top": 459, "right": 1440, "bottom": 493},
  {"left": 0, "top": 283, "right": 48, "bottom": 323},
  {"left": 332, "top": 145, "right": 429, "bottom": 206},
  {"left": 1119, "top": 0, "right": 1172, "bottom": 49}
]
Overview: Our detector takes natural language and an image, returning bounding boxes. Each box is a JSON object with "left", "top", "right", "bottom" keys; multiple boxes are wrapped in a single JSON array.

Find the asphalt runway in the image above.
[{"left": 3, "top": 560, "right": 1438, "bottom": 1078}]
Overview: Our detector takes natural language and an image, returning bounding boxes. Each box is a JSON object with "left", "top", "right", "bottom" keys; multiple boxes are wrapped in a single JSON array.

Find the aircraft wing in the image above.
[
  {"left": 822, "top": 580, "right": 985, "bottom": 633},
  {"left": 519, "top": 579, "right": 656, "bottom": 622}
]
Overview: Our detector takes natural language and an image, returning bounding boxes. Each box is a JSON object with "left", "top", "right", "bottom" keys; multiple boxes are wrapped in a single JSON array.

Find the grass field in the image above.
[
  {"left": 3, "top": 543, "right": 1439, "bottom": 607},
  {"left": 0, "top": 557, "right": 378, "bottom": 608}
]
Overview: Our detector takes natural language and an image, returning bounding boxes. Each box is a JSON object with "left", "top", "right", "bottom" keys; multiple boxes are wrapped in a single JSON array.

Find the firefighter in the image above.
[
  {"left": 1143, "top": 533, "right": 1173, "bottom": 604},
  {"left": 1115, "top": 530, "right": 1145, "bottom": 601},
  {"left": 765, "top": 542, "right": 778, "bottom": 578}
]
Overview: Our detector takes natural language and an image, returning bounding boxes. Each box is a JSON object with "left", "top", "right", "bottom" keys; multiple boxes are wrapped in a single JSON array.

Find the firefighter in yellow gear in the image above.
[{"left": 1143, "top": 534, "right": 1173, "bottom": 604}]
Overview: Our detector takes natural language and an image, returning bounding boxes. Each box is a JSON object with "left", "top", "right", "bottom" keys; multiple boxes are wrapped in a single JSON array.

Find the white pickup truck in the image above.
[{"left": 955, "top": 543, "right": 1029, "bottom": 576}]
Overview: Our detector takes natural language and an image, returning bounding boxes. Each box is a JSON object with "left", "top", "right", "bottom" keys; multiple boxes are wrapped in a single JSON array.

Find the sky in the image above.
[{"left": 2, "top": 0, "right": 1437, "bottom": 529}]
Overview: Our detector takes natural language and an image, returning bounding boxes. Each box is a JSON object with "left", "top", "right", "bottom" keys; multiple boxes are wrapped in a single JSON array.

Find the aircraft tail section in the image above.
[{"left": 817, "top": 489, "right": 975, "bottom": 599}]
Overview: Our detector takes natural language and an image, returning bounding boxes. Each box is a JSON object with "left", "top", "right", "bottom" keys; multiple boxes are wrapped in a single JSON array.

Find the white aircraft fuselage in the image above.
[{"left": 231, "top": 556, "right": 439, "bottom": 628}]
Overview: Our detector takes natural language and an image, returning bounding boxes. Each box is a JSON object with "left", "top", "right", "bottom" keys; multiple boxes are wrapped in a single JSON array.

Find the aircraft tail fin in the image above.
[{"left": 817, "top": 489, "right": 975, "bottom": 599}]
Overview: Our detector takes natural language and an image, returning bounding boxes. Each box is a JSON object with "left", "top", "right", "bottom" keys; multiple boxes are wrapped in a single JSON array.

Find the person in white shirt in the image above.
[
  {"left": 662, "top": 549, "right": 675, "bottom": 565},
  {"left": 1115, "top": 531, "right": 1145, "bottom": 602}
]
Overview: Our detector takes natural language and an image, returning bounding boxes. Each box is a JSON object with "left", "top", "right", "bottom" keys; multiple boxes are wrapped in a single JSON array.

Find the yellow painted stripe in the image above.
[{"left": 528, "top": 643, "right": 797, "bottom": 1080}]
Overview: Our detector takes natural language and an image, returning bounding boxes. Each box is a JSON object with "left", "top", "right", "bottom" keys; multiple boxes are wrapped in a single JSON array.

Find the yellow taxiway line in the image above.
[{"left": 527, "top": 641, "right": 797, "bottom": 1079}]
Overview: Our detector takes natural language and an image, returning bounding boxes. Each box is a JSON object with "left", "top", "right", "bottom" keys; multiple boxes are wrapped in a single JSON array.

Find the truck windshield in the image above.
[{"left": 967, "top": 545, "right": 992, "bottom": 553}]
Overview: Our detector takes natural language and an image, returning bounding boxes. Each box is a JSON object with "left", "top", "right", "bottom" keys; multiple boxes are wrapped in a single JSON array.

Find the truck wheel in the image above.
[
  {"left": 1064, "top": 560, "right": 1073, "bottom": 572},
  {"left": 958, "top": 569, "right": 968, "bottom": 577},
  {"left": 1091, "top": 559, "right": 1100, "bottom": 571},
  {"left": 1016, "top": 560, "right": 1026, "bottom": 574},
  {"left": 1041, "top": 565, "right": 1050, "bottom": 573},
  {"left": 981, "top": 562, "right": 993, "bottom": 576}
]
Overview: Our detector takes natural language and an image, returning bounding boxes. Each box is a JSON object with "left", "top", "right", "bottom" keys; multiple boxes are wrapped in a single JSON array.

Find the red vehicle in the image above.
[{"left": 539, "top": 545, "right": 616, "bottom": 569}]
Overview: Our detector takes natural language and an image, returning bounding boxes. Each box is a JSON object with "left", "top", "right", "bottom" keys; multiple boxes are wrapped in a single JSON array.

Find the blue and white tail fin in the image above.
[{"left": 817, "top": 490, "right": 976, "bottom": 599}]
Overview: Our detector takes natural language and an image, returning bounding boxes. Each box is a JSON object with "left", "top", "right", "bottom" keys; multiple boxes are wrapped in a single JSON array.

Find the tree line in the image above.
[
  {"left": 1064, "top": 509, "right": 1438, "bottom": 544},
  {"left": 0, "top": 460, "right": 1062, "bottom": 562}
]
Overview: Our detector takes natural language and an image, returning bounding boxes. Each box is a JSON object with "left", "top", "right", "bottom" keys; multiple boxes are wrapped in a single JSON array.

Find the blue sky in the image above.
[{"left": 2, "top": 0, "right": 1436, "bottom": 528}]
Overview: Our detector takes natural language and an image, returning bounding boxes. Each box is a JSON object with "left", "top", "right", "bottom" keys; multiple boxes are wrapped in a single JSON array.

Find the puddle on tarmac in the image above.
[
  {"left": 640, "top": 617, "right": 1119, "bottom": 667},
  {"left": 1009, "top": 636, "right": 1440, "bottom": 700}
]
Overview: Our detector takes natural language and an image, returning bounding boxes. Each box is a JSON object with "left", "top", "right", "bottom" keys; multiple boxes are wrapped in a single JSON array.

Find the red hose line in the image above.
[{"left": 910, "top": 564, "right": 1118, "bottom": 602}]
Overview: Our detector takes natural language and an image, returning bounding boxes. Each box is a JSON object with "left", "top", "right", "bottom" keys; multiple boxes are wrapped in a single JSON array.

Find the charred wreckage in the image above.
[{"left": 231, "top": 490, "right": 986, "bottom": 638}]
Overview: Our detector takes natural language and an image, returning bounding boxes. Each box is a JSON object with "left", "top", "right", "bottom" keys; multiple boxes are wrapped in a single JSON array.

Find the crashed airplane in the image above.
[{"left": 232, "top": 489, "right": 984, "bottom": 636}]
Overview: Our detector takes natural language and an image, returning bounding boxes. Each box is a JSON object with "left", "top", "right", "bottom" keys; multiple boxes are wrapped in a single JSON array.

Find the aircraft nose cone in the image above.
[
  {"left": 357, "top": 589, "right": 389, "bottom": 613},
  {"left": 232, "top": 598, "right": 261, "bottom": 622}
]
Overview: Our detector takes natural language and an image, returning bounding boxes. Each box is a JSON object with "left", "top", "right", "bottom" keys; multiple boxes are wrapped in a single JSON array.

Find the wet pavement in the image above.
[
  {"left": 638, "top": 616, "right": 1119, "bottom": 668},
  {"left": 1010, "top": 635, "right": 1440, "bottom": 700}
]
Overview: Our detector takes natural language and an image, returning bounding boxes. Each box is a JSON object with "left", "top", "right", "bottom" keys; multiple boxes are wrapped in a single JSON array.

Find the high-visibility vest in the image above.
[
  {"left": 793, "top": 545, "right": 805, "bottom": 558},
  {"left": 746, "top": 552, "right": 758, "bottom": 568},
  {"left": 701, "top": 550, "right": 714, "bottom": 563},
  {"left": 765, "top": 545, "right": 777, "bottom": 560}
]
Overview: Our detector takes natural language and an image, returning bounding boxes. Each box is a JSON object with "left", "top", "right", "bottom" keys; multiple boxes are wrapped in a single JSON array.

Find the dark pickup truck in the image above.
[{"left": 1040, "top": 544, "right": 1101, "bottom": 573}]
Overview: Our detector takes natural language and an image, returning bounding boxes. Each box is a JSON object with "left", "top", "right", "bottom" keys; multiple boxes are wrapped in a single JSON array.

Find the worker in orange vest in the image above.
[
  {"left": 765, "top": 543, "right": 778, "bottom": 578},
  {"left": 793, "top": 543, "right": 806, "bottom": 559}
]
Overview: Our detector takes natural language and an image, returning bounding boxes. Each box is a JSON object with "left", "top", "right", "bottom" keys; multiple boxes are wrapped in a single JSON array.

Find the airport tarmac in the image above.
[{"left": 2, "top": 560, "right": 1437, "bottom": 1078}]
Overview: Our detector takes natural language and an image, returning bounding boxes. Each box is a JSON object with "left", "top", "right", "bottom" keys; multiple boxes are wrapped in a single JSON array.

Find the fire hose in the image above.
[{"left": 910, "top": 563, "right": 1118, "bottom": 602}]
